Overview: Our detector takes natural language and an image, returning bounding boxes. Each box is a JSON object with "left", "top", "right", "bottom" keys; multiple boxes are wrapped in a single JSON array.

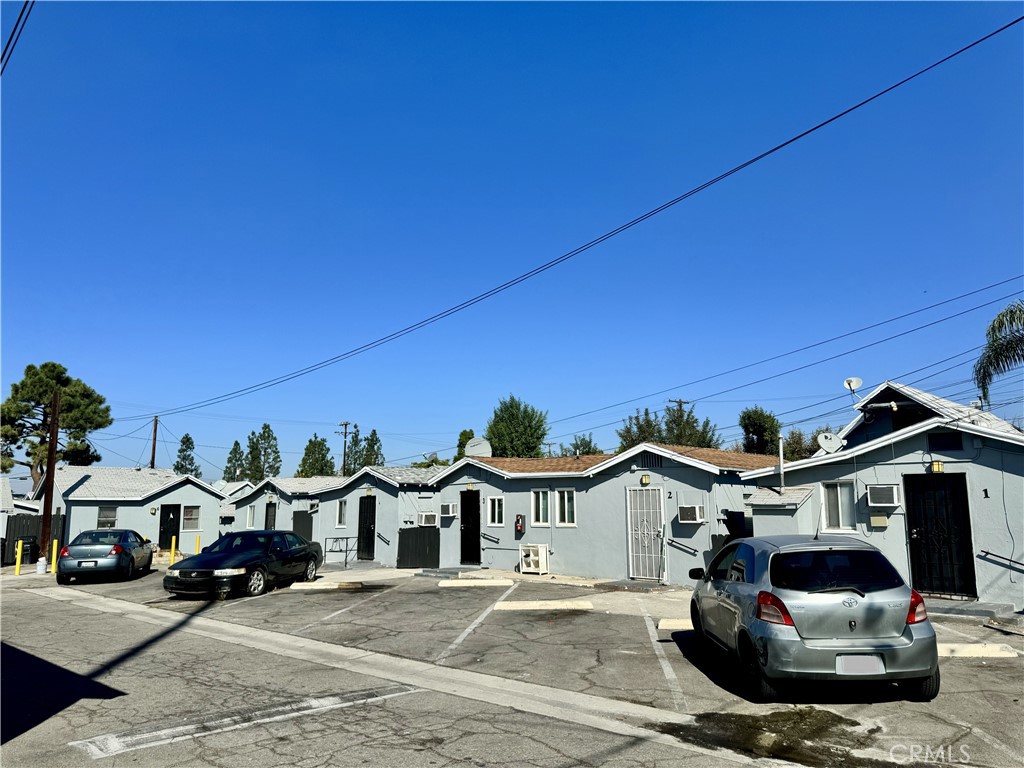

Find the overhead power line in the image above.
[
  {"left": 1, "top": 0, "right": 35, "bottom": 77},
  {"left": 119, "top": 16, "right": 1024, "bottom": 423}
]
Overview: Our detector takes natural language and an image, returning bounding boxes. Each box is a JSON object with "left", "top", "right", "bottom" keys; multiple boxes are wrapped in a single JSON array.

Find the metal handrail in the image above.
[
  {"left": 480, "top": 532, "right": 500, "bottom": 544},
  {"left": 325, "top": 537, "right": 358, "bottom": 568},
  {"left": 979, "top": 550, "right": 1024, "bottom": 568},
  {"left": 667, "top": 538, "right": 699, "bottom": 556}
]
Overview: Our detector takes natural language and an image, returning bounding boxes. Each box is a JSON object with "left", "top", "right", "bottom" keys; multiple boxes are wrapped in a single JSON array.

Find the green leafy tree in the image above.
[
  {"left": 738, "top": 406, "right": 782, "bottom": 455},
  {"left": 1, "top": 362, "right": 113, "bottom": 485},
  {"left": 296, "top": 433, "right": 335, "bottom": 477},
  {"left": 362, "top": 429, "right": 385, "bottom": 467},
  {"left": 974, "top": 299, "right": 1024, "bottom": 403},
  {"left": 559, "top": 433, "right": 603, "bottom": 456},
  {"left": 257, "top": 423, "right": 282, "bottom": 478},
  {"left": 223, "top": 440, "right": 245, "bottom": 481},
  {"left": 343, "top": 424, "right": 364, "bottom": 476},
  {"left": 662, "top": 402, "right": 723, "bottom": 449},
  {"left": 453, "top": 429, "right": 475, "bottom": 462},
  {"left": 616, "top": 408, "right": 664, "bottom": 451},
  {"left": 244, "top": 431, "right": 264, "bottom": 483},
  {"left": 173, "top": 433, "right": 202, "bottom": 477},
  {"left": 484, "top": 394, "right": 548, "bottom": 458}
]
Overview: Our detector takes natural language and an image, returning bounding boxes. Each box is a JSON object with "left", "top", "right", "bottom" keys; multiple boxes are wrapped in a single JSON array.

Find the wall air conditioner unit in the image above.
[
  {"left": 866, "top": 485, "right": 900, "bottom": 507},
  {"left": 677, "top": 504, "right": 705, "bottom": 523},
  {"left": 308, "top": 499, "right": 320, "bottom": 514},
  {"left": 440, "top": 502, "right": 458, "bottom": 518},
  {"left": 417, "top": 511, "right": 439, "bottom": 527}
]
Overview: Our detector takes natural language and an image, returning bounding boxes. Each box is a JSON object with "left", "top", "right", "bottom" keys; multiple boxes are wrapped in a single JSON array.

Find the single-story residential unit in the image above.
[
  {"left": 313, "top": 443, "right": 778, "bottom": 584},
  {"left": 32, "top": 466, "right": 227, "bottom": 552},
  {"left": 223, "top": 476, "right": 346, "bottom": 542},
  {"left": 740, "top": 381, "right": 1024, "bottom": 610}
]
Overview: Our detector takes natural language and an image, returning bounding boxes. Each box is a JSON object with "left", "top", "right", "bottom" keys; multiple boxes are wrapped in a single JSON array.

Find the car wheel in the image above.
[
  {"left": 302, "top": 558, "right": 317, "bottom": 582},
  {"left": 246, "top": 568, "right": 267, "bottom": 597},
  {"left": 740, "top": 635, "right": 778, "bottom": 703},
  {"left": 56, "top": 574, "right": 70, "bottom": 586},
  {"left": 123, "top": 558, "right": 135, "bottom": 581},
  {"left": 690, "top": 602, "right": 706, "bottom": 643},
  {"left": 904, "top": 665, "right": 941, "bottom": 702}
]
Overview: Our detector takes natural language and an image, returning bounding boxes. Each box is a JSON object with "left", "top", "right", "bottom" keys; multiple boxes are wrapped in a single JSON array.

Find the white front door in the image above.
[{"left": 627, "top": 487, "right": 664, "bottom": 580}]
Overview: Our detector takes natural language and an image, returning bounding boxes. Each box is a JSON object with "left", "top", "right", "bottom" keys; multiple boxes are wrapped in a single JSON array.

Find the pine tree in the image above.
[
  {"left": 362, "top": 429, "right": 385, "bottom": 467},
  {"left": 738, "top": 406, "right": 782, "bottom": 455},
  {"left": 256, "top": 423, "right": 282, "bottom": 478},
  {"left": 662, "top": 402, "right": 722, "bottom": 449},
  {"left": 244, "top": 431, "right": 264, "bottom": 483},
  {"left": 344, "top": 424, "right": 364, "bottom": 476},
  {"left": 453, "top": 429, "right": 475, "bottom": 462},
  {"left": 616, "top": 408, "right": 664, "bottom": 451},
  {"left": 296, "top": 433, "right": 335, "bottom": 477},
  {"left": 559, "top": 433, "right": 602, "bottom": 456},
  {"left": 173, "top": 433, "right": 202, "bottom": 477},
  {"left": 223, "top": 440, "right": 245, "bottom": 481}
]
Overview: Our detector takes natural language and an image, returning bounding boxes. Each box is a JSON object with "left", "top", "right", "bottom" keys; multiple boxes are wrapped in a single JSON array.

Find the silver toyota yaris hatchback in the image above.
[{"left": 688, "top": 534, "right": 939, "bottom": 702}]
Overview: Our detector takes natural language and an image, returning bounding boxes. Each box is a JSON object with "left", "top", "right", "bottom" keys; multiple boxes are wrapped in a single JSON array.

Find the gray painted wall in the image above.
[{"left": 750, "top": 430, "right": 1024, "bottom": 610}]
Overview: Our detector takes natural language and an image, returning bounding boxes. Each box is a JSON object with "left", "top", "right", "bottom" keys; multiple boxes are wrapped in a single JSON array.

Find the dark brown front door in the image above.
[
  {"left": 904, "top": 473, "right": 977, "bottom": 598},
  {"left": 460, "top": 490, "right": 481, "bottom": 565},
  {"left": 265, "top": 502, "right": 277, "bottom": 529},
  {"left": 159, "top": 505, "right": 180, "bottom": 549},
  {"left": 357, "top": 495, "right": 376, "bottom": 560}
]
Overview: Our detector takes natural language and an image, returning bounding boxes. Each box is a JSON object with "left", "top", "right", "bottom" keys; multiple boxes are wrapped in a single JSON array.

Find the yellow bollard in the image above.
[
  {"left": 195, "top": 535, "right": 200, "bottom": 555},
  {"left": 170, "top": 535, "right": 177, "bottom": 566},
  {"left": 51, "top": 539, "right": 59, "bottom": 573},
  {"left": 14, "top": 540, "right": 23, "bottom": 576}
]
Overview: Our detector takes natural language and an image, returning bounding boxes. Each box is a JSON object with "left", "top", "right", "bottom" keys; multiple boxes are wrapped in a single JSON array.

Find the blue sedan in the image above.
[{"left": 56, "top": 529, "right": 154, "bottom": 584}]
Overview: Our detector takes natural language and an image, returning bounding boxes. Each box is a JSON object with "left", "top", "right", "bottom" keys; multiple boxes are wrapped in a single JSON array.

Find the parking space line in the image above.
[
  {"left": 492, "top": 599, "right": 592, "bottom": 611},
  {"left": 435, "top": 583, "right": 519, "bottom": 666},
  {"left": 639, "top": 600, "right": 689, "bottom": 713},
  {"left": 295, "top": 582, "right": 403, "bottom": 634},
  {"left": 69, "top": 685, "right": 420, "bottom": 759}
]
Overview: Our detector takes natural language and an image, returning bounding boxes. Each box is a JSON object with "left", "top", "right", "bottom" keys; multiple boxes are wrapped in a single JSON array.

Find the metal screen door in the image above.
[{"left": 627, "top": 487, "right": 664, "bottom": 580}]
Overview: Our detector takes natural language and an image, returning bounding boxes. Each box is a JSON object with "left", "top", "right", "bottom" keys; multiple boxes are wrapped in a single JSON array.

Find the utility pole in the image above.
[
  {"left": 543, "top": 442, "right": 555, "bottom": 458},
  {"left": 40, "top": 389, "right": 60, "bottom": 553},
  {"left": 335, "top": 421, "right": 350, "bottom": 476},
  {"left": 667, "top": 399, "right": 690, "bottom": 409},
  {"left": 150, "top": 416, "right": 159, "bottom": 469}
]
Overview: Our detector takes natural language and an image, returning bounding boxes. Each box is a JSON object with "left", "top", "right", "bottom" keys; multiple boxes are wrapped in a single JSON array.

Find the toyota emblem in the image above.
[{"left": 842, "top": 597, "right": 859, "bottom": 608}]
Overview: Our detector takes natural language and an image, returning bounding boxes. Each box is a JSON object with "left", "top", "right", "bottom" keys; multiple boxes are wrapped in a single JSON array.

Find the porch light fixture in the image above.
[
  {"left": 150, "top": 507, "right": 157, "bottom": 516},
  {"left": 640, "top": 474, "right": 651, "bottom": 486},
  {"left": 929, "top": 461, "right": 944, "bottom": 474}
]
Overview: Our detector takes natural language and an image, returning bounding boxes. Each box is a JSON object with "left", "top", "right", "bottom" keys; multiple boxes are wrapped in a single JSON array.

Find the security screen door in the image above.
[{"left": 627, "top": 487, "right": 664, "bottom": 580}]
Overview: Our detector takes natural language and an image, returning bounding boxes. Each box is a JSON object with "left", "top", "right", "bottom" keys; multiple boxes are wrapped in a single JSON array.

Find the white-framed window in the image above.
[
  {"left": 246, "top": 505, "right": 256, "bottom": 529},
  {"left": 97, "top": 506, "right": 117, "bottom": 529},
  {"left": 531, "top": 490, "right": 550, "bottom": 526},
  {"left": 556, "top": 489, "right": 576, "bottom": 527},
  {"left": 487, "top": 497, "right": 504, "bottom": 527},
  {"left": 182, "top": 506, "right": 201, "bottom": 531},
  {"left": 336, "top": 499, "right": 347, "bottom": 528},
  {"left": 822, "top": 482, "right": 856, "bottom": 531}
]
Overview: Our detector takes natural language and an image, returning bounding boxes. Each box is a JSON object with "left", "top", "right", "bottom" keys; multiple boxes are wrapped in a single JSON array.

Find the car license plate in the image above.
[
  {"left": 80, "top": 561, "right": 97, "bottom": 568},
  {"left": 837, "top": 654, "right": 884, "bottom": 675}
]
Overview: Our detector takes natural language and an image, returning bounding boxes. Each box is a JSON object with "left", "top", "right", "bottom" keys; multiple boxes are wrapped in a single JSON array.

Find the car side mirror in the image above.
[
  {"left": 143, "top": 537, "right": 150, "bottom": 543},
  {"left": 271, "top": 546, "right": 282, "bottom": 553},
  {"left": 688, "top": 567, "right": 706, "bottom": 581}
]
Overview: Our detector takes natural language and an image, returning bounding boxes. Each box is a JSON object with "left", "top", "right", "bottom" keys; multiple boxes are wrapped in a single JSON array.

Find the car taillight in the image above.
[
  {"left": 58, "top": 546, "right": 70, "bottom": 559},
  {"left": 108, "top": 544, "right": 124, "bottom": 556},
  {"left": 907, "top": 589, "right": 928, "bottom": 624},
  {"left": 757, "top": 591, "right": 794, "bottom": 625}
]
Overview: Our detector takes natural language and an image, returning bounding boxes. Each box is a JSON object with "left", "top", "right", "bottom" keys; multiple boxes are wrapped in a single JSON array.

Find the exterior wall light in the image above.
[
  {"left": 930, "top": 461, "right": 944, "bottom": 474},
  {"left": 640, "top": 474, "right": 651, "bottom": 486}
]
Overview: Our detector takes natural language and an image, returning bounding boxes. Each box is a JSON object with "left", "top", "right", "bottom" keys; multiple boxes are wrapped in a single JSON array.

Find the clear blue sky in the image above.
[{"left": 2, "top": 2, "right": 1022, "bottom": 484}]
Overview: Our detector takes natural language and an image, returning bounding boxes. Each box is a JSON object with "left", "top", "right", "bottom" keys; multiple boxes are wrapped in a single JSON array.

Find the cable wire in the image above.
[
  {"left": 1, "top": 0, "right": 34, "bottom": 77},
  {"left": 118, "top": 16, "right": 1024, "bottom": 423}
]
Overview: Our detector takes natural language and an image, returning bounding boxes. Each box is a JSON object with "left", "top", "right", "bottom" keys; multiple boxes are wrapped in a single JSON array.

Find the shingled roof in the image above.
[
  {"left": 650, "top": 444, "right": 781, "bottom": 471},
  {"left": 473, "top": 454, "right": 611, "bottom": 475}
]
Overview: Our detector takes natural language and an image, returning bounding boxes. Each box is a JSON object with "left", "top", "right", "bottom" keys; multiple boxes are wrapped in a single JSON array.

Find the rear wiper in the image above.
[{"left": 810, "top": 586, "right": 866, "bottom": 597}]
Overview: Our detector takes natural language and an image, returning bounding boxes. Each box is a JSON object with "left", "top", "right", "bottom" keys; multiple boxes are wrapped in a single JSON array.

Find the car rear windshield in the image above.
[
  {"left": 71, "top": 531, "right": 121, "bottom": 546},
  {"left": 207, "top": 533, "right": 270, "bottom": 554},
  {"left": 769, "top": 549, "right": 904, "bottom": 593}
]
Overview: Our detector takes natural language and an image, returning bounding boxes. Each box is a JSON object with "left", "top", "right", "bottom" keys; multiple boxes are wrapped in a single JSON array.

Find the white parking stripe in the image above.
[
  {"left": 70, "top": 686, "right": 420, "bottom": 759},
  {"left": 492, "top": 600, "right": 592, "bottom": 611},
  {"left": 435, "top": 583, "right": 519, "bottom": 665},
  {"left": 640, "top": 600, "right": 689, "bottom": 713},
  {"left": 295, "top": 582, "right": 403, "bottom": 634}
]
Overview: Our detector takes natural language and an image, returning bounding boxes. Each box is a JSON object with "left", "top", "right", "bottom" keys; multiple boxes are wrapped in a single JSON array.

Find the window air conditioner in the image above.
[
  {"left": 677, "top": 504, "right": 705, "bottom": 523},
  {"left": 417, "top": 512, "right": 438, "bottom": 527},
  {"left": 440, "top": 502, "right": 458, "bottom": 518},
  {"left": 866, "top": 485, "right": 900, "bottom": 507},
  {"left": 308, "top": 499, "right": 320, "bottom": 514}
]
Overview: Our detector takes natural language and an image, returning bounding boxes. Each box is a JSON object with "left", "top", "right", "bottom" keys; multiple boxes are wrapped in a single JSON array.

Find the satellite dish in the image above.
[
  {"left": 422, "top": 452, "right": 438, "bottom": 463},
  {"left": 464, "top": 437, "right": 492, "bottom": 458},
  {"left": 843, "top": 377, "right": 863, "bottom": 393},
  {"left": 816, "top": 433, "right": 844, "bottom": 454}
]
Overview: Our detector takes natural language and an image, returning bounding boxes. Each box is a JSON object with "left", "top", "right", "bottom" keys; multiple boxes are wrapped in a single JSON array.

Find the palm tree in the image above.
[{"left": 973, "top": 299, "right": 1024, "bottom": 403}]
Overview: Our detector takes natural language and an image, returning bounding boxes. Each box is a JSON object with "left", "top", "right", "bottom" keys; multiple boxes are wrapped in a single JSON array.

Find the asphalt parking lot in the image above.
[{"left": 3, "top": 563, "right": 1023, "bottom": 767}]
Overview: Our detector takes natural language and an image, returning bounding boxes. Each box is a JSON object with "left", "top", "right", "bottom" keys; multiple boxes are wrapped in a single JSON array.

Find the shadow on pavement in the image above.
[{"left": 670, "top": 630, "right": 910, "bottom": 704}]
